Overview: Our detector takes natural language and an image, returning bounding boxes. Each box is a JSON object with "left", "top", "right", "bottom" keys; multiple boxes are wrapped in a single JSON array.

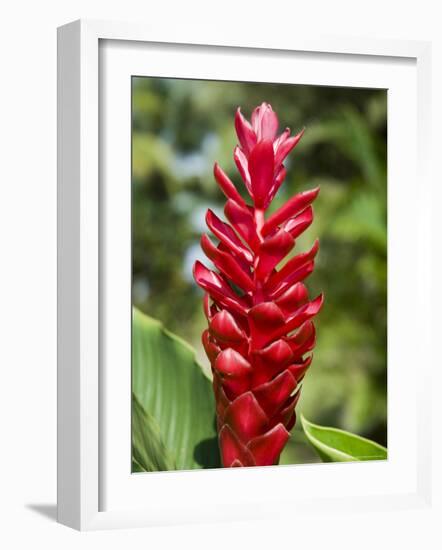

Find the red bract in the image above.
[{"left": 193, "top": 102, "right": 323, "bottom": 467}]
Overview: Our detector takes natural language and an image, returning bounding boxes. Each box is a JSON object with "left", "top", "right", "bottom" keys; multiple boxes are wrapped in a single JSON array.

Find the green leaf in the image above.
[
  {"left": 132, "top": 308, "right": 220, "bottom": 471},
  {"left": 132, "top": 459, "right": 145, "bottom": 473},
  {"left": 132, "top": 394, "right": 175, "bottom": 472},
  {"left": 300, "top": 415, "right": 387, "bottom": 462}
]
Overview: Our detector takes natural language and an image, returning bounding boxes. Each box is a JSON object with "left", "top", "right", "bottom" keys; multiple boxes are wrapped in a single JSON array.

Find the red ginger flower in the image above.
[{"left": 193, "top": 102, "right": 323, "bottom": 467}]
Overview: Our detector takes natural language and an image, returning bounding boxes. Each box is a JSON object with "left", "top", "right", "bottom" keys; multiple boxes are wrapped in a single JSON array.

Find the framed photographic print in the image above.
[{"left": 57, "top": 19, "right": 432, "bottom": 530}]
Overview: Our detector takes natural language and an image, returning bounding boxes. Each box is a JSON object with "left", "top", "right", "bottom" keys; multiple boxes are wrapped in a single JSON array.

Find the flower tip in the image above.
[
  {"left": 233, "top": 144, "right": 240, "bottom": 155},
  {"left": 288, "top": 127, "right": 305, "bottom": 146},
  {"left": 200, "top": 233, "right": 210, "bottom": 248},
  {"left": 316, "top": 292, "right": 325, "bottom": 311},
  {"left": 303, "top": 293, "right": 325, "bottom": 317},
  {"left": 192, "top": 260, "right": 205, "bottom": 280},
  {"left": 311, "top": 186, "right": 320, "bottom": 198},
  {"left": 213, "top": 161, "right": 224, "bottom": 179},
  {"left": 294, "top": 127, "right": 305, "bottom": 141},
  {"left": 205, "top": 208, "right": 214, "bottom": 223},
  {"left": 235, "top": 106, "right": 247, "bottom": 125}
]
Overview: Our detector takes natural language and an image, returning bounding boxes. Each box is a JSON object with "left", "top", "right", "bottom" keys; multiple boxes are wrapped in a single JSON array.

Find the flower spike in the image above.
[{"left": 194, "top": 103, "right": 323, "bottom": 467}]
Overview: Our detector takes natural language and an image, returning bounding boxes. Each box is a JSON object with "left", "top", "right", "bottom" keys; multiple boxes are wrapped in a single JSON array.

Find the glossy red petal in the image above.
[
  {"left": 285, "top": 412, "right": 297, "bottom": 431},
  {"left": 266, "top": 165, "right": 287, "bottom": 207},
  {"left": 269, "top": 391, "right": 301, "bottom": 429},
  {"left": 193, "top": 261, "right": 247, "bottom": 316},
  {"left": 251, "top": 339, "right": 295, "bottom": 387},
  {"left": 213, "top": 372, "right": 231, "bottom": 419},
  {"left": 193, "top": 261, "right": 235, "bottom": 297},
  {"left": 253, "top": 370, "right": 297, "bottom": 417},
  {"left": 274, "top": 282, "right": 309, "bottom": 316},
  {"left": 218, "top": 242, "right": 252, "bottom": 274},
  {"left": 251, "top": 103, "right": 279, "bottom": 141},
  {"left": 215, "top": 348, "right": 252, "bottom": 377},
  {"left": 224, "top": 392, "right": 269, "bottom": 443},
  {"left": 286, "top": 293, "right": 324, "bottom": 324},
  {"left": 224, "top": 199, "right": 259, "bottom": 251},
  {"left": 222, "top": 377, "right": 252, "bottom": 400},
  {"left": 206, "top": 209, "right": 253, "bottom": 263},
  {"left": 201, "top": 234, "right": 255, "bottom": 292},
  {"left": 209, "top": 310, "right": 247, "bottom": 343},
  {"left": 255, "top": 229, "right": 294, "bottom": 282},
  {"left": 213, "top": 163, "right": 246, "bottom": 207},
  {"left": 214, "top": 348, "right": 252, "bottom": 399},
  {"left": 288, "top": 355, "right": 313, "bottom": 382},
  {"left": 218, "top": 424, "right": 255, "bottom": 467},
  {"left": 262, "top": 187, "right": 319, "bottom": 237},
  {"left": 234, "top": 108, "right": 257, "bottom": 156},
  {"left": 269, "top": 261, "right": 315, "bottom": 299},
  {"left": 247, "top": 423, "right": 290, "bottom": 466},
  {"left": 255, "top": 338, "right": 294, "bottom": 366},
  {"left": 248, "top": 302, "right": 286, "bottom": 349},
  {"left": 203, "top": 293, "right": 212, "bottom": 320},
  {"left": 286, "top": 321, "right": 316, "bottom": 358},
  {"left": 284, "top": 206, "right": 314, "bottom": 239},
  {"left": 268, "top": 239, "right": 319, "bottom": 291},
  {"left": 234, "top": 146, "right": 252, "bottom": 196},
  {"left": 248, "top": 301, "right": 285, "bottom": 329},
  {"left": 203, "top": 294, "right": 224, "bottom": 321},
  {"left": 269, "top": 294, "right": 324, "bottom": 341},
  {"left": 273, "top": 128, "right": 290, "bottom": 151},
  {"left": 274, "top": 128, "right": 304, "bottom": 167},
  {"left": 202, "top": 329, "right": 221, "bottom": 364},
  {"left": 248, "top": 140, "right": 275, "bottom": 208}
]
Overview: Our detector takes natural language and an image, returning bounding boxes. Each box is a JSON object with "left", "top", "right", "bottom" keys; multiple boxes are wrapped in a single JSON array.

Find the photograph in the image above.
[{"left": 131, "top": 76, "right": 388, "bottom": 471}]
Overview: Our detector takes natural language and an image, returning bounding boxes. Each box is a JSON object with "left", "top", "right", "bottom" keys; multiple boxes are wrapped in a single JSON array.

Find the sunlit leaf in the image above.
[
  {"left": 132, "top": 308, "right": 220, "bottom": 471},
  {"left": 301, "top": 415, "right": 387, "bottom": 462},
  {"left": 132, "top": 394, "right": 175, "bottom": 472}
]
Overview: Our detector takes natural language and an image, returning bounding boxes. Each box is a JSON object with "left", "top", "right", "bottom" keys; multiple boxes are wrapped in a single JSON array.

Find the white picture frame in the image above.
[{"left": 57, "top": 19, "right": 433, "bottom": 531}]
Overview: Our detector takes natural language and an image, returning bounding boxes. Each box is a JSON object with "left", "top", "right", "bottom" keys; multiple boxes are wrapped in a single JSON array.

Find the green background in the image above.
[{"left": 132, "top": 77, "right": 387, "bottom": 465}]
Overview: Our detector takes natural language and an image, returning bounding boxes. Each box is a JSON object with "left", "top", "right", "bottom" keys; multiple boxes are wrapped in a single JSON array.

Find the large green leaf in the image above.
[
  {"left": 132, "top": 394, "right": 175, "bottom": 472},
  {"left": 132, "top": 308, "right": 220, "bottom": 471},
  {"left": 301, "top": 415, "right": 387, "bottom": 462}
]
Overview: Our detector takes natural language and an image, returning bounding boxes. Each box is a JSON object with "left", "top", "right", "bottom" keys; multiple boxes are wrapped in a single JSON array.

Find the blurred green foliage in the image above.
[{"left": 132, "top": 77, "right": 387, "bottom": 465}]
